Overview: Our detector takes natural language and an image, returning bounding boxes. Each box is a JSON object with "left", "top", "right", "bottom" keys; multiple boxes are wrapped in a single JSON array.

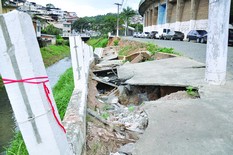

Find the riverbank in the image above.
[
  {"left": 41, "top": 45, "right": 70, "bottom": 67},
  {"left": 6, "top": 67, "right": 74, "bottom": 155}
]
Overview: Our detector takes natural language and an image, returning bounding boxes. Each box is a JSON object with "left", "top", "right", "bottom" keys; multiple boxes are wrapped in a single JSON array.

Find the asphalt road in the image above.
[{"left": 123, "top": 37, "right": 233, "bottom": 74}]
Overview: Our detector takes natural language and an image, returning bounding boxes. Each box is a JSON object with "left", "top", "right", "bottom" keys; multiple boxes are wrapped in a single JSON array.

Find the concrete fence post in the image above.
[
  {"left": 205, "top": 0, "right": 231, "bottom": 85},
  {"left": 0, "top": 11, "right": 72, "bottom": 155},
  {"left": 69, "top": 36, "right": 86, "bottom": 90}
]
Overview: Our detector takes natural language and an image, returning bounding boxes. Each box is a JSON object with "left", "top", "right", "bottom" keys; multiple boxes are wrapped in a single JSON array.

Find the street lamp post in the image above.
[{"left": 114, "top": 3, "right": 122, "bottom": 37}]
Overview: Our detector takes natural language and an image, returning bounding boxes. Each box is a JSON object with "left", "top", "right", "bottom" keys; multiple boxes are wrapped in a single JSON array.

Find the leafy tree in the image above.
[
  {"left": 41, "top": 24, "right": 61, "bottom": 35},
  {"left": 72, "top": 13, "right": 121, "bottom": 35},
  {"left": 120, "top": 7, "right": 136, "bottom": 36},
  {"left": 46, "top": 3, "right": 55, "bottom": 8},
  {"left": 130, "top": 23, "right": 143, "bottom": 32},
  {"left": 72, "top": 17, "right": 90, "bottom": 33}
]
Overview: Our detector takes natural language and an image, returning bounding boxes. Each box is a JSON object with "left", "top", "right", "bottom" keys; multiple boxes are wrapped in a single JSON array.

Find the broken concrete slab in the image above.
[
  {"left": 92, "top": 76, "right": 118, "bottom": 88},
  {"left": 102, "top": 54, "right": 118, "bottom": 61},
  {"left": 153, "top": 52, "right": 176, "bottom": 60},
  {"left": 117, "top": 57, "right": 206, "bottom": 87},
  {"left": 102, "top": 46, "right": 119, "bottom": 61},
  {"left": 130, "top": 54, "right": 143, "bottom": 64},
  {"left": 133, "top": 96, "right": 233, "bottom": 155},
  {"left": 123, "top": 51, "right": 151, "bottom": 62},
  {"left": 94, "top": 48, "right": 103, "bottom": 58},
  {"left": 96, "top": 60, "right": 123, "bottom": 68}
]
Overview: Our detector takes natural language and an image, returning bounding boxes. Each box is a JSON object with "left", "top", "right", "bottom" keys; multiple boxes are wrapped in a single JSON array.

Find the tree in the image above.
[
  {"left": 120, "top": 7, "right": 136, "bottom": 36},
  {"left": 72, "top": 13, "right": 121, "bottom": 35},
  {"left": 72, "top": 17, "right": 90, "bottom": 33},
  {"left": 130, "top": 23, "right": 143, "bottom": 32},
  {"left": 46, "top": 3, "right": 55, "bottom": 8},
  {"left": 41, "top": 24, "right": 61, "bottom": 35}
]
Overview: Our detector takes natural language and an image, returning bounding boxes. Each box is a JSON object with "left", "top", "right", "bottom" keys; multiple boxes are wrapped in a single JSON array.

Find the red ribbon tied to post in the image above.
[{"left": 2, "top": 76, "right": 66, "bottom": 133}]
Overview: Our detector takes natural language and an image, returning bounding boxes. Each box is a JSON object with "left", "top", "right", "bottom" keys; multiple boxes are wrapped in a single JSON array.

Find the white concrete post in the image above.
[
  {"left": 84, "top": 44, "right": 91, "bottom": 77},
  {"left": 205, "top": 0, "right": 231, "bottom": 85},
  {"left": 89, "top": 45, "right": 94, "bottom": 62},
  {"left": 0, "top": 11, "right": 72, "bottom": 155},
  {"left": 69, "top": 36, "right": 86, "bottom": 90},
  {"left": 69, "top": 36, "right": 80, "bottom": 88}
]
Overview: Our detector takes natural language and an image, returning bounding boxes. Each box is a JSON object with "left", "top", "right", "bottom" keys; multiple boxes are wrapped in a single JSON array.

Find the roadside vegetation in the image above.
[
  {"left": 118, "top": 41, "right": 180, "bottom": 57},
  {"left": 0, "top": 77, "right": 3, "bottom": 91},
  {"left": 87, "top": 37, "right": 108, "bottom": 49},
  {"left": 6, "top": 67, "right": 74, "bottom": 155}
]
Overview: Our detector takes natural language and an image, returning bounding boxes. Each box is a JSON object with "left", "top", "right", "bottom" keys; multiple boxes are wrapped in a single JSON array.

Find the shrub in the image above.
[
  {"left": 114, "top": 39, "right": 119, "bottom": 46},
  {"left": 146, "top": 43, "right": 158, "bottom": 55},
  {"left": 118, "top": 45, "right": 133, "bottom": 56},
  {"left": 87, "top": 37, "right": 108, "bottom": 49}
]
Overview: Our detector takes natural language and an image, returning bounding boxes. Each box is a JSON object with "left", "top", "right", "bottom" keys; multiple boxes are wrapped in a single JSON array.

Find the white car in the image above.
[
  {"left": 156, "top": 28, "right": 171, "bottom": 39},
  {"left": 141, "top": 32, "right": 150, "bottom": 38}
]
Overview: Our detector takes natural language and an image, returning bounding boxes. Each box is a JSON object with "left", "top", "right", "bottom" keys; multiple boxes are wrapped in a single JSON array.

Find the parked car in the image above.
[
  {"left": 228, "top": 29, "right": 233, "bottom": 45},
  {"left": 133, "top": 32, "right": 138, "bottom": 37},
  {"left": 141, "top": 32, "right": 150, "bottom": 38},
  {"left": 199, "top": 33, "right": 207, "bottom": 43},
  {"left": 156, "top": 28, "right": 170, "bottom": 39},
  {"left": 187, "top": 30, "right": 207, "bottom": 42},
  {"left": 199, "top": 29, "right": 233, "bottom": 45},
  {"left": 164, "top": 31, "right": 184, "bottom": 41},
  {"left": 149, "top": 31, "right": 158, "bottom": 39},
  {"left": 137, "top": 32, "right": 143, "bottom": 38}
]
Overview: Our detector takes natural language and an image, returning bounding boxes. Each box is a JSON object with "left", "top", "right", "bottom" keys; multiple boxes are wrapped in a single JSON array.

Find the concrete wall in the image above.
[
  {"left": 196, "top": 0, "right": 209, "bottom": 20},
  {"left": 63, "top": 36, "right": 94, "bottom": 155},
  {"left": 181, "top": 0, "right": 191, "bottom": 22},
  {"left": 141, "top": 0, "right": 209, "bottom": 36}
]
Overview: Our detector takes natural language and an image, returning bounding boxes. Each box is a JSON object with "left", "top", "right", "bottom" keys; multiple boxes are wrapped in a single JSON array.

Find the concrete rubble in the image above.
[
  {"left": 88, "top": 45, "right": 205, "bottom": 155},
  {"left": 115, "top": 56, "right": 233, "bottom": 155}
]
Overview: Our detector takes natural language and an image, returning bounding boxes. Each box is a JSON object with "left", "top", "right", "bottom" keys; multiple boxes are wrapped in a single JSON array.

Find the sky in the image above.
[{"left": 29, "top": 0, "right": 141, "bottom": 17}]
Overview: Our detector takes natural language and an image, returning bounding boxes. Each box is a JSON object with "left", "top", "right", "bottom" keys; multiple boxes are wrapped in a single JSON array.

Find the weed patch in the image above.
[
  {"left": 118, "top": 45, "right": 138, "bottom": 56},
  {"left": 114, "top": 39, "right": 119, "bottom": 46},
  {"left": 87, "top": 37, "right": 108, "bottom": 49},
  {"left": 146, "top": 43, "right": 158, "bottom": 55},
  {"left": 186, "top": 86, "right": 199, "bottom": 97}
]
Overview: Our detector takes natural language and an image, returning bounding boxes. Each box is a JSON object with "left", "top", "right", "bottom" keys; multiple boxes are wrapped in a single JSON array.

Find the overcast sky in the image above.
[{"left": 29, "top": 0, "right": 141, "bottom": 17}]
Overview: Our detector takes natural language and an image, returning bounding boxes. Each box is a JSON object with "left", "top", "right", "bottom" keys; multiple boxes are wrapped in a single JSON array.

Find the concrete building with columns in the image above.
[{"left": 139, "top": 0, "right": 209, "bottom": 37}]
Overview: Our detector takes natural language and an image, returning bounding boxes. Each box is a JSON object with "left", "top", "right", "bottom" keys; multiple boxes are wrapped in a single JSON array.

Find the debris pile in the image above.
[{"left": 87, "top": 39, "right": 199, "bottom": 155}]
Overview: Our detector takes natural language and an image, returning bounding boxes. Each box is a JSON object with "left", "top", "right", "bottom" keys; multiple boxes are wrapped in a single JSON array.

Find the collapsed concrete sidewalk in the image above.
[{"left": 117, "top": 57, "right": 233, "bottom": 155}]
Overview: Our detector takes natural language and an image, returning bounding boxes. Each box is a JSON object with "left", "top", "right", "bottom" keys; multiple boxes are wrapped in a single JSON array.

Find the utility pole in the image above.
[
  {"left": 205, "top": 0, "right": 231, "bottom": 85},
  {"left": 114, "top": 3, "right": 122, "bottom": 37}
]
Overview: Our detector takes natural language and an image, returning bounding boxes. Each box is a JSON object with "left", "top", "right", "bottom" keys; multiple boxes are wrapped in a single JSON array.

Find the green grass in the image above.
[
  {"left": 0, "top": 77, "right": 3, "bottom": 91},
  {"left": 146, "top": 43, "right": 181, "bottom": 55},
  {"left": 6, "top": 68, "right": 74, "bottom": 155},
  {"left": 146, "top": 43, "right": 158, "bottom": 55},
  {"left": 87, "top": 37, "right": 108, "bottom": 49},
  {"left": 41, "top": 45, "right": 70, "bottom": 67},
  {"left": 6, "top": 133, "right": 28, "bottom": 155},
  {"left": 52, "top": 68, "right": 74, "bottom": 119},
  {"left": 118, "top": 45, "right": 138, "bottom": 57}
]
